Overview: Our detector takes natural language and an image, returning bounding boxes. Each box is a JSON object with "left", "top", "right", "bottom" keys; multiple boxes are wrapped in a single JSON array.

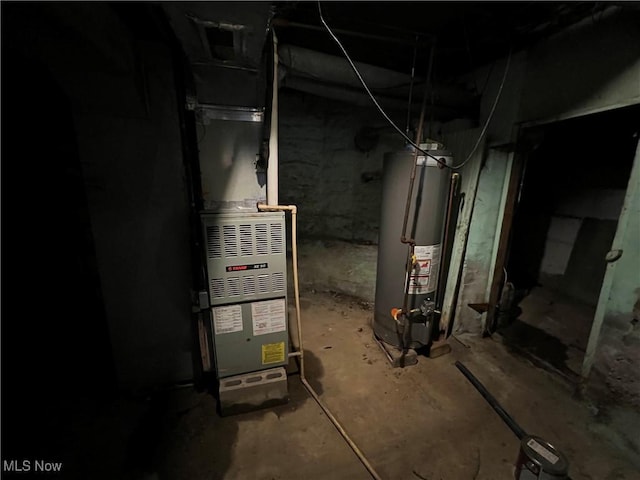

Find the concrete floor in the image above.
[
  {"left": 74, "top": 289, "right": 639, "bottom": 480},
  {"left": 126, "top": 289, "right": 636, "bottom": 480},
  {"left": 500, "top": 286, "right": 596, "bottom": 380}
]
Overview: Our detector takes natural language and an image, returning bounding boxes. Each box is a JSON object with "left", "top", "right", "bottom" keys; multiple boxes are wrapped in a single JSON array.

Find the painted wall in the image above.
[
  {"left": 442, "top": 5, "right": 640, "bottom": 461},
  {"left": 280, "top": 90, "right": 404, "bottom": 244},
  {"left": 593, "top": 198, "right": 639, "bottom": 370},
  {"left": 539, "top": 189, "right": 625, "bottom": 306},
  {"left": 438, "top": 51, "right": 528, "bottom": 334},
  {"left": 278, "top": 90, "right": 403, "bottom": 300},
  {"left": 519, "top": 10, "right": 640, "bottom": 124},
  {"left": 584, "top": 143, "right": 640, "bottom": 464},
  {"left": 5, "top": 4, "right": 195, "bottom": 389},
  {"left": 445, "top": 6, "right": 640, "bottom": 330},
  {"left": 296, "top": 240, "right": 378, "bottom": 303},
  {"left": 451, "top": 151, "right": 509, "bottom": 335}
]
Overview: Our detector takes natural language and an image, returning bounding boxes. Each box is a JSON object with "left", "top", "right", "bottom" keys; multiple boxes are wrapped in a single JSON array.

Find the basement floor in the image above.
[
  {"left": 81, "top": 290, "right": 638, "bottom": 480},
  {"left": 499, "top": 285, "right": 595, "bottom": 382}
]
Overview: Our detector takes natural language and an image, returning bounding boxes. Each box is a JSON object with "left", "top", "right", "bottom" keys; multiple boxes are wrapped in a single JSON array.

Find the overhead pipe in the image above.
[
  {"left": 280, "top": 44, "right": 416, "bottom": 90},
  {"left": 257, "top": 203, "right": 383, "bottom": 480},
  {"left": 266, "top": 30, "right": 279, "bottom": 205},
  {"left": 278, "top": 44, "right": 479, "bottom": 110},
  {"left": 282, "top": 76, "right": 465, "bottom": 120}
]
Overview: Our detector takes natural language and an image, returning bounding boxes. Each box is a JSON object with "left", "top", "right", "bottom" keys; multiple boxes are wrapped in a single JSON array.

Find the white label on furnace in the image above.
[
  {"left": 213, "top": 304, "right": 243, "bottom": 335},
  {"left": 526, "top": 438, "right": 559, "bottom": 465},
  {"left": 407, "top": 244, "right": 441, "bottom": 295},
  {"left": 252, "top": 298, "right": 287, "bottom": 336}
]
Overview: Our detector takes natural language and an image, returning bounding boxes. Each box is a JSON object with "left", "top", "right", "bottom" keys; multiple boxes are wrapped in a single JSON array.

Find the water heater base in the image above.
[{"left": 373, "top": 334, "right": 419, "bottom": 368}]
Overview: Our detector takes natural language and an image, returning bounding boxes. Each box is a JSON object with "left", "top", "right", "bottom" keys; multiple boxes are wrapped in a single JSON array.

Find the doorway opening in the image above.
[{"left": 498, "top": 104, "right": 639, "bottom": 381}]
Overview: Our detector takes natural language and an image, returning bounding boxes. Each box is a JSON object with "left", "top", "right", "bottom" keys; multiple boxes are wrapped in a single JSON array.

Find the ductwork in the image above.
[
  {"left": 278, "top": 44, "right": 479, "bottom": 120},
  {"left": 279, "top": 44, "right": 415, "bottom": 90},
  {"left": 283, "top": 76, "right": 463, "bottom": 120}
]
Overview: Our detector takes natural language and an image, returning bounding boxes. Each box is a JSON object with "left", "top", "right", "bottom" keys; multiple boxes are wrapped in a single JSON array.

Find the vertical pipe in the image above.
[
  {"left": 266, "top": 30, "right": 279, "bottom": 205},
  {"left": 436, "top": 173, "right": 459, "bottom": 316},
  {"left": 400, "top": 44, "right": 435, "bottom": 319}
]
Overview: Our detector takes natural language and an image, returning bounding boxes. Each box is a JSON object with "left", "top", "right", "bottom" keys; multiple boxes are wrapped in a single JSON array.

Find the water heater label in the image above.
[
  {"left": 408, "top": 244, "right": 441, "bottom": 294},
  {"left": 252, "top": 298, "right": 287, "bottom": 336},
  {"left": 212, "top": 304, "right": 243, "bottom": 335},
  {"left": 262, "top": 341, "right": 285, "bottom": 365}
]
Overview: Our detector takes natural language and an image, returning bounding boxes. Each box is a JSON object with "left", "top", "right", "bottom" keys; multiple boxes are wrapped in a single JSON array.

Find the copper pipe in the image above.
[
  {"left": 400, "top": 44, "right": 435, "bottom": 321},
  {"left": 257, "top": 203, "right": 383, "bottom": 480}
]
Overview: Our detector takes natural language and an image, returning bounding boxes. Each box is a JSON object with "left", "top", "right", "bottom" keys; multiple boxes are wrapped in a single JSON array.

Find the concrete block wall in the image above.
[
  {"left": 280, "top": 90, "right": 404, "bottom": 244},
  {"left": 279, "top": 90, "right": 404, "bottom": 300},
  {"left": 444, "top": 7, "right": 640, "bottom": 460}
]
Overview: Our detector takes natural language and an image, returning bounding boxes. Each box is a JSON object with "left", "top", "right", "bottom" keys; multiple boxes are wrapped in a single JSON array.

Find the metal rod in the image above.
[
  {"left": 455, "top": 361, "right": 527, "bottom": 440},
  {"left": 399, "top": 43, "right": 435, "bottom": 247},
  {"left": 436, "top": 173, "right": 460, "bottom": 317},
  {"left": 400, "top": 44, "right": 435, "bottom": 323}
]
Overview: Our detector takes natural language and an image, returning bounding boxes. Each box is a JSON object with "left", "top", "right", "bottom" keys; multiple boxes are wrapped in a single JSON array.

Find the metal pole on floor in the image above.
[{"left": 455, "top": 361, "right": 527, "bottom": 439}]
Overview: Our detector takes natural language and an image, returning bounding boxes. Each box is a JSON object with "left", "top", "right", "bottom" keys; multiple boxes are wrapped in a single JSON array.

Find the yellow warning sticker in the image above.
[{"left": 262, "top": 342, "right": 285, "bottom": 365}]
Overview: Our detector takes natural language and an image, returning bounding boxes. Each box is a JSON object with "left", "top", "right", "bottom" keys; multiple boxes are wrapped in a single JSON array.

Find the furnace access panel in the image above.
[{"left": 201, "top": 212, "right": 289, "bottom": 378}]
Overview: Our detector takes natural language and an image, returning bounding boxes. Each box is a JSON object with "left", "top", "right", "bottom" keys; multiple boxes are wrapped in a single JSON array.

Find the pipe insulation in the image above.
[
  {"left": 278, "top": 44, "right": 478, "bottom": 110},
  {"left": 279, "top": 44, "right": 415, "bottom": 90},
  {"left": 257, "top": 203, "right": 384, "bottom": 480}
]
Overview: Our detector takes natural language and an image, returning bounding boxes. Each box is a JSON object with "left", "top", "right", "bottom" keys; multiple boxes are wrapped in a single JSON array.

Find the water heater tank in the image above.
[{"left": 374, "top": 148, "right": 452, "bottom": 349}]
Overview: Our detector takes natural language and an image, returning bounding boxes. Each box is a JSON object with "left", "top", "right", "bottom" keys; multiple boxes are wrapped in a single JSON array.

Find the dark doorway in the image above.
[{"left": 499, "top": 104, "right": 639, "bottom": 380}]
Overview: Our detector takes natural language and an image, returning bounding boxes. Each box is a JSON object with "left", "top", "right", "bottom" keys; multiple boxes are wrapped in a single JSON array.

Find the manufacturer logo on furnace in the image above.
[{"left": 226, "top": 263, "right": 269, "bottom": 272}]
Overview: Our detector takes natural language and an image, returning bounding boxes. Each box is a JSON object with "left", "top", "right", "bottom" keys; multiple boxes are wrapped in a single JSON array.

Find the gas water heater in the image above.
[{"left": 373, "top": 146, "right": 452, "bottom": 352}]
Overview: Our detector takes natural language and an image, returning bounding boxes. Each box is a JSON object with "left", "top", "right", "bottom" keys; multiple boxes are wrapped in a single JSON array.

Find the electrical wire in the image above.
[
  {"left": 317, "top": 1, "right": 450, "bottom": 169},
  {"left": 317, "top": 1, "right": 512, "bottom": 171},
  {"left": 451, "top": 48, "right": 512, "bottom": 170}
]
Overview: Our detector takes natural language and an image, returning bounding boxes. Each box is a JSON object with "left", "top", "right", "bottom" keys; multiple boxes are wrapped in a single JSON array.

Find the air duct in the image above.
[
  {"left": 279, "top": 44, "right": 414, "bottom": 90},
  {"left": 278, "top": 44, "right": 479, "bottom": 120}
]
